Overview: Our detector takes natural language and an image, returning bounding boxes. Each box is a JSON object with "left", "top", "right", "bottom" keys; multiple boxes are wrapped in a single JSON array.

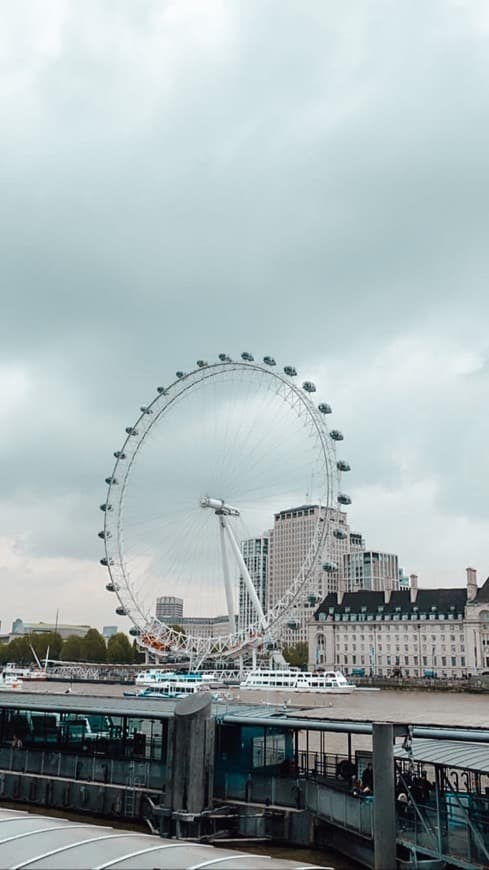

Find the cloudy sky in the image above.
[{"left": 1, "top": 0, "right": 489, "bottom": 634}]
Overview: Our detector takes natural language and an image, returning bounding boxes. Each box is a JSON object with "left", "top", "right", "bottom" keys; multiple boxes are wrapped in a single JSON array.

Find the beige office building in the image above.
[{"left": 267, "top": 504, "right": 364, "bottom": 645}]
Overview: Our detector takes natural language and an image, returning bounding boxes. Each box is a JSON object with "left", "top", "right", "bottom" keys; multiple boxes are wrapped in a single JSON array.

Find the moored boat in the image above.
[
  {"left": 129, "top": 681, "right": 212, "bottom": 699},
  {"left": 239, "top": 669, "right": 355, "bottom": 693},
  {"left": 0, "top": 672, "right": 23, "bottom": 692},
  {"left": 3, "top": 663, "right": 48, "bottom": 682}
]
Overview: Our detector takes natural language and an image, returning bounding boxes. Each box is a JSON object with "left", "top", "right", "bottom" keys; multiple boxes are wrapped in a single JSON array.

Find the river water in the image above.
[{"left": 19, "top": 682, "right": 487, "bottom": 868}]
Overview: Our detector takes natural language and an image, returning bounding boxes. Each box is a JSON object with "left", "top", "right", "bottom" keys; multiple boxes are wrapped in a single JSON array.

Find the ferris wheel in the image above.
[{"left": 98, "top": 353, "right": 350, "bottom": 663}]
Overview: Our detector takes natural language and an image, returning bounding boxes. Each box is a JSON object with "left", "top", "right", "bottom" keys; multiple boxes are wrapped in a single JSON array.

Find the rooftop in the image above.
[{"left": 315, "top": 588, "right": 467, "bottom": 619}]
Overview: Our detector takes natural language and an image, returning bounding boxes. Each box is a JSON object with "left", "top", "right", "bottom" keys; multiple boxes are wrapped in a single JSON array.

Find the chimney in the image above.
[
  {"left": 466, "top": 567, "right": 478, "bottom": 602},
  {"left": 384, "top": 589, "right": 392, "bottom": 604},
  {"left": 410, "top": 574, "right": 418, "bottom": 604},
  {"left": 337, "top": 589, "right": 344, "bottom": 606}
]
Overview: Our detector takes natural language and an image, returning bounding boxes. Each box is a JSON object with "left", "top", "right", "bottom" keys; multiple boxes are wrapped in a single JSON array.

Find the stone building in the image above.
[{"left": 308, "top": 568, "right": 489, "bottom": 678}]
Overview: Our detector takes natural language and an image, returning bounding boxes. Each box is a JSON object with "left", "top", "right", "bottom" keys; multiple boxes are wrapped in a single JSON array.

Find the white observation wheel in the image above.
[{"left": 99, "top": 354, "right": 349, "bottom": 663}]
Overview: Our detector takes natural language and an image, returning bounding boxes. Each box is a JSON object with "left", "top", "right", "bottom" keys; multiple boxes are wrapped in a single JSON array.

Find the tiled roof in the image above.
[{"left": 314, "top": 588, "right": 467, "bottom": 619}]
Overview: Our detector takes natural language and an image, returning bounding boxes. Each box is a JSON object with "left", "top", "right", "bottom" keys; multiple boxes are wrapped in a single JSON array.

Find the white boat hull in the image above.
[{"left": 239, "top": 669, "right": 356, "bottom": 694}]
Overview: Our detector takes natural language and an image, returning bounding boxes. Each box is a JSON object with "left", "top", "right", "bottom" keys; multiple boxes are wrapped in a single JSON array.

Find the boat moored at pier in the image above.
[{"left": 239, "top": 669, "right": 355, "bottom": 693}]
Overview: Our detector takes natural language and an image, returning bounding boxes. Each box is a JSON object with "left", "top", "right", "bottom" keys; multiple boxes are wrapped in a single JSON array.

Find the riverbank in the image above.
[{"left": 354, "top": 675, "right": 489, "bottom": 693}]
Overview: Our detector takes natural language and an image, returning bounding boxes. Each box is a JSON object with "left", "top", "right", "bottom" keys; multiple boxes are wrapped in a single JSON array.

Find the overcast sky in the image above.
[{"left": 1, "top": 0, "right": 489, "bottom": 634}]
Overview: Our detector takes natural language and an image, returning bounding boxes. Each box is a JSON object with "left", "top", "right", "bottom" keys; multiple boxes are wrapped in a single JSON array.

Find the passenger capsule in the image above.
[
  {"left": 196, "top": 360, "right": 208, "bottom": 368},
  {"left": 318, "top": 403, "right": 332, "bottom": 414},
  {"left": 322, "top": 561, "right": 338, "bottom": 572},
  {"left": 113, "top": 451, "right": 126, "bottom": 460},
  {"left": 333, "top": 528, "right": 348, "bottom": 540},
  {"left": 308, "top": 594, "right": 319, "bottom": 604},
  {"left": 336, "top": 460, "right": 351, "bottom": 472},
  {"left": 218, "top": 353, "right": 231, "bottom": 362},
  {"left": 157, "top": 386, "right": 168, "bottom": 395},
  {"left": 100, "top": 557, "right": 114, "bottom": 566},
  {"left": 287, "top": 619, "right": 299, "bottom": 629},
  {"left": 283, "top": 366, "right": 297, "bottom": 376},
  {"left": 302, "top": 381, "right": 316, "bottom": 393},
  {"left": 129, "top": 627, "right": 140, "bottom": 636},
  {"left": 263, "top": 356, "right": 276, "bottom": 366},
  {"left": 330, "top": 430, "right": 344, "bottom": 441},
  {"left": 175, "top": 371, "right": 186, "bottom": 379},
  {"left": 115, "top": 606, "right": 127, "bottom": 616},
  {"left": 105, "top": 476, "right": 118, "bottom": 485},
  {"left": 125, "top": 427, "right": 138, "bottom": 436},
  {"left": 98, "top": 530, "right": 111, "bottom": 539},
  {"left": 337, "top": 493, "right": 352, "bottom": 505},
  {"left": 241, "top": 352, "right": 254, "bottom": 361},
  {"left": 99, "top": 504, "right": 112, "bottom": 512},
  {"left": 106, "top": 581, "right": 116, "bottom": 592},
  {"left": 140, "top": 406, "right": 153, "bottom": 414}
]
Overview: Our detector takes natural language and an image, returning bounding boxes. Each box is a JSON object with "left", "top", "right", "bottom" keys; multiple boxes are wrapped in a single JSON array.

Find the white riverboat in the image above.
[
  {"left": 135, "top": 670, "right": 210, "bottom": 687},
  {"left": 239, "top": 669, "right": 355, "bottom": 694},
  {"left": 135, "top": 669, "right": 239, "bottom": 688},
  {"left": 3, "top": 664, "right": 47, "bottom": 682},
  {"left": 128, "top": 681, "right": 211, "bottom": 700}
]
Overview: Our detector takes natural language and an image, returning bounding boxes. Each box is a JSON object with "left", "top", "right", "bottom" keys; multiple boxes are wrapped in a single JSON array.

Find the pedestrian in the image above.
[{"left": 362, "top": 762, "right": 373, "bottom": 792}]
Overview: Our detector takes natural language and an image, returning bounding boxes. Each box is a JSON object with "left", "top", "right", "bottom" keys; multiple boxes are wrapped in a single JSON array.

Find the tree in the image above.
[
  {"left": 81, "top": 629, "right": 107, "bottom": 663},
  {"left": 61, "top": 635, "right": 83, "bottom": 661},
  {"left": 4, "top": 636, "right": 32, "bottom": 665},
  {"left": 132, "top": 639, "right": 145, "bottom": 664},
  {"left": 282, "top": 642, "right": 309, "bottom": 669},
  {"left": 28, "top": 632, "right": 63, "bottom": 661},
  {"left": 107, "top": 633, "right": 134, "bottom": 664}
]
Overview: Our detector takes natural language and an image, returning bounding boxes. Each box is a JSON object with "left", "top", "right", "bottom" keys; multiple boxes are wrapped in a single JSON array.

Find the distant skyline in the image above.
[{"left": 1, "top": 2, "right": 489, "bottom": 633}]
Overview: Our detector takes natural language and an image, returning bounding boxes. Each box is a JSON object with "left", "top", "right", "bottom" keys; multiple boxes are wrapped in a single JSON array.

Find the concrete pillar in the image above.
[
  {"left": 373, "top": 723, "right": 396, "bottom": 870},
  {"left": 170, "top": 693, "right": 215, "bottom": 815}
]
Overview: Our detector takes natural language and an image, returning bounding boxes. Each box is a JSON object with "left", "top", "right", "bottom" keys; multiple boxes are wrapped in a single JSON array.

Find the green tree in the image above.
[
  {"left": 107, "top": 633, "right": 134, "bottom": 664},
  {"left": 61, "top": 635, "right": 84, "bottom": 661},
  {"left": 29, "top": 632, "right": 63, "bottom": 661},
  {"left": 282, "top": 641, "right": 309, "bottom": 669},
  {"left": 81, "top": 628, "right": 107, "bottom": 663},
  {"left": 131, "top": 639, "right": 145, "bottom": 664},
  {"left": 5, "top": 636, "right": 32, "bottom": 665}
]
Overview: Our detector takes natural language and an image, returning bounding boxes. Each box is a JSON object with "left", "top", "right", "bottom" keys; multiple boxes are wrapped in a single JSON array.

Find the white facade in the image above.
[
  {"left": 180, "top": 615, "right": 230, "bottom": 639},
  {"left": 238, "top": 535, "right": 269, "bottom": 631},
  {"left": 309, "top": 569, "right": 489, "bottom": 678}
]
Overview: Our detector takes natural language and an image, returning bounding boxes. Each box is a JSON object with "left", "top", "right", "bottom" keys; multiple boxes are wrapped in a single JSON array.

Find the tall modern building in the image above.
[
  {"left": 267, "top": 504, "right": 365, "bottom": 644},
  {"left": 342, "top": 551, "right": 399, "bottom": 592},
  {"left": 238, "top": 535, "right": 269, "bottom": 631},
  {"left": 155, "top": 596, "right": 184, "bottom": 623}
]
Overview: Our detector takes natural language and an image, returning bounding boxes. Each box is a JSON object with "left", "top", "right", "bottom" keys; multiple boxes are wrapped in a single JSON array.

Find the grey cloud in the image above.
[{"left": 0, "top": 0, "right": 488, "bottom": 627}]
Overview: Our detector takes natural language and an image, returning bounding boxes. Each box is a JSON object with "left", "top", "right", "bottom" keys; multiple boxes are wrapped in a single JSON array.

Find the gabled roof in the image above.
[{"left": 314, "top": 588, "right": 467, "bottom": 619}]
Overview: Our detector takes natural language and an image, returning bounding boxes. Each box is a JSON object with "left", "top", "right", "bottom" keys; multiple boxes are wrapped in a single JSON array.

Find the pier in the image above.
[{"left": 0, "top": 691, "right": 488, "bottom": 868}]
